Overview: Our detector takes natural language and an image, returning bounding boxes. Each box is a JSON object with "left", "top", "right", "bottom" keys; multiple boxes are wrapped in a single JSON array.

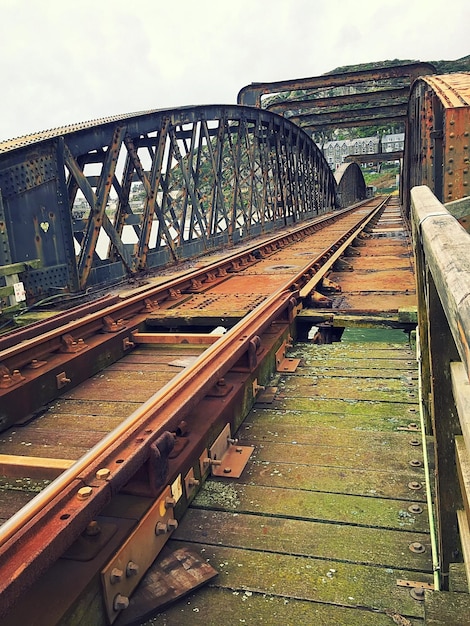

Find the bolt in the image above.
[
  {"left": 410, "top": 587, "right": 425, "bottom": 601},
  {"left": 188, "top": 477, "right": 200, "bottom": 487},
  {"left": 126, "top": 561, "right": 139, "bottom": 577},
  {"left": 408, "top": 481, "right": 423, "bottom": 490},
  {"left": 113, "top": 594, "right": 130, "bottom": 611},
  {"left": 110, "top": 567, "right": 123, "bottom": 584},
  {"left": 155, "top": 521, "right": 168, "bottom": 535},
  {"left": 85, "top": 520, "right": 101, "bottom": 536},
  {"left": 165, "top": 497, "right": 176, "bottom": 509},
  {"left": 223, "top": 467, "right": 232, "bottom": 474},
  {"left": 77, "top": 486, "right": 93, "bottom": 500},
  {"left": 167, "top": 519, "right": 178, "bottom": 531},
  {"left": 95, "top": 468, "right": 111, "bottom": 480},
  {"left": 410, "top": 439, "right": 421, "bottom": 446},
  {"left": 409, "top": 542, "right": 426, "bottom": 554},
  {"left": 408, "top": 504, "right": 423, "bottom": 514}
]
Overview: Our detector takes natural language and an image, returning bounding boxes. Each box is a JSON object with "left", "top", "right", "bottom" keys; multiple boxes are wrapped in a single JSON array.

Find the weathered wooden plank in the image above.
[
  {"left": 250, "top": 403, "right": 419, "bottom": 430},
  {"left": 0, "top": 454, "right": 73, "bottom": 479},
  {"left": 293, "top": 364, "right": 417, "bottom": 379},
  {"left": 449, "top": 563, "right": 469, "bottom": 593},
  {"left": 456, "top": 509, "right": 470, "bottom": 593},
  {"left": 174, "top": 509, "right": 432, "bottom": 571},
  {"left": 0, "top": 488, "right": 39, "bottom": 523},
  {"left": 165, "top": 543, "right": 429, "bottom": 618},
  {"left": 47, "top": 399, "right": 140, "bottom": 417},
  {"left": 274, "top": 374, "right": 417, "bottom": 403},
  {"left": 424, "top": 589, "right": 470, "bottom": 625},
  {"left": 289, "top": 342, "right": 416, "bottom": 360},
  {"left": 456, "top": 436, "right": 470, "bottom": 524},
  {"left": 451, "top": 362, "right": 470, "bottom": 453},
  {"left": 411, "top": 186, "right": 470, "bottom": 377},
  {"left": 242, "top": 460, "right": 427, "bottom": 501},
  {"left": 149, "top": 584, "right": 423, "bottom": 625},
  {"left": 247, "top": 439, "right": 419, "bottom": 473},
  {"left": 240, "top": 421, "right": 424, "bottom": 453},
  {"left": 192, "top": 481, "right": 429, "bottom": 532}
]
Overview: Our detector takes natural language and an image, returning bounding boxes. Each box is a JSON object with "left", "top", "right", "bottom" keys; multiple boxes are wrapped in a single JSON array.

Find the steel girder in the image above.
[
  {"left": 404, "top": 73, "right": 470, "bottom": 209},
  {"left": 237, "top": 62, "right": 436, "bottom": 108},
  {"left": 0, "top": 105, "right": 338, "bottom": 303}
]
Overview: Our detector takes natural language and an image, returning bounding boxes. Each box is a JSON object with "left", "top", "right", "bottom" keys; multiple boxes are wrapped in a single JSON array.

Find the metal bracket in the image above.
[
  {"left": 101, "top": 483, "right": 181, "bottom": 624},
  {"left": 275, "top": 340, "right": 300, "bottom": 372},
  {"left": 396, "top": 579, "right": 434, "bottom": 590},
  {"left": 205, "top": 423, "right": 253, "bottom": 478}
]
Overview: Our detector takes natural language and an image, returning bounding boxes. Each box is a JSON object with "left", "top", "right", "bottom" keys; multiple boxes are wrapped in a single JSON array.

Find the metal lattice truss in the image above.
[{"left": 0, "top": 105, "right": 338, "bottom": 299}]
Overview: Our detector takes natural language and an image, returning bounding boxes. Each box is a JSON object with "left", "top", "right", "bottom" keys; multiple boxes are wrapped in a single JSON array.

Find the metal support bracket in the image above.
[
  {"left": 203, "top": 423, "right": 253, "bottom": 478},
  {"left": 101, "top": 483, "right": 180, "bottom": 624},
  {"left": 275, "top": 340, "right": 300, "bottom": 372}
]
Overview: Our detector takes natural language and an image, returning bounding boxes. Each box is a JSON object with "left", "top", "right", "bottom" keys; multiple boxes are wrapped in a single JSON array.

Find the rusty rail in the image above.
[{"left": 0, "top": 197, "right": 386, "bottom": 617}]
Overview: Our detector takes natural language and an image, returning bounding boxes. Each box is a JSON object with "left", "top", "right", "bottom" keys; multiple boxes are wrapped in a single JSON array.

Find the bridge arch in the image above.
[
  {"left": 0, "top": 105, "right": 338, "bottom": 300},
  {"left": 334, "top": 162, "right": 367, "bottom": 208}
]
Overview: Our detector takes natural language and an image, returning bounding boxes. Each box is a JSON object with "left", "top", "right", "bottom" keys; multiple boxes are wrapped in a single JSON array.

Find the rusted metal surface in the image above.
[
  {"left": 405, "top": 72, "right": 470, "bottom": 208},
  {"left": 237, "top": 62, "right": 435, "bottom": 107},
  {"left": 0, "top": 105, "right": 339, "bottom": 303}
]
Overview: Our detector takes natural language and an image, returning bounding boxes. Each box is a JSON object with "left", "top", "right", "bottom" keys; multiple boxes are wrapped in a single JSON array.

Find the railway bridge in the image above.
[{"left": 1, "top": 63, "right": 470, "bottom": 624}]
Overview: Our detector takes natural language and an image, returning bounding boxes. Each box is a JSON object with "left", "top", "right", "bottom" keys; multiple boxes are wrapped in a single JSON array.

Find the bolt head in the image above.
[{"left": 77, "top": 486, "right": 93, "bottom": 500}]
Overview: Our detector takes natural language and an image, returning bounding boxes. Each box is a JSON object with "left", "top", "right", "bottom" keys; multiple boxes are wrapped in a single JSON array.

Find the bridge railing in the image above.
[
  {"left": 411, "top": 185, "right": 470, "bottom": 589},
  {"left": 0, "top": 105, "right": 340, "bottom": 303}
]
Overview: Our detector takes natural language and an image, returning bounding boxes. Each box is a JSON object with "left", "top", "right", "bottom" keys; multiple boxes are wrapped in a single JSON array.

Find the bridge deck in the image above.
[{"left": 151, "top": 336, "right": 432, "bottom": 625}]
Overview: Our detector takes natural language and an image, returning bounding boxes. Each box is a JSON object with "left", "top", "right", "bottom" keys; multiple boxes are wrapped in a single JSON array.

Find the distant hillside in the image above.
[{"left": 327, "top": 55, "right": 470, "bottom": 75}]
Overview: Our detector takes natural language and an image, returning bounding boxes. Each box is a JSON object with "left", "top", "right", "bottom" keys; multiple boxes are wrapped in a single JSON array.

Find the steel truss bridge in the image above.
[{"left": 2, "top": 61, "right": 470, "bottom": 625}]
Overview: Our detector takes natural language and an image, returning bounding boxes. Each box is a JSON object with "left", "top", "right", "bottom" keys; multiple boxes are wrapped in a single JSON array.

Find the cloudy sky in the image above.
[{"left": 1, "top": 0, "right": 468, "bottom": 142}]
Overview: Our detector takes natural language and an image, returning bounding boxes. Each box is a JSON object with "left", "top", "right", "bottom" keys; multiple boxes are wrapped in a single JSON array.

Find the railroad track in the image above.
[{"left": 0, "top": 196, "right": 391, "bottom": 623}]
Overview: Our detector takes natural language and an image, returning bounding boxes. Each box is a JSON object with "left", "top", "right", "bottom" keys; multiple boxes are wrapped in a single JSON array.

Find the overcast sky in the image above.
[{"left": 1, "top": 0, "right": 468, "bottom": 142}]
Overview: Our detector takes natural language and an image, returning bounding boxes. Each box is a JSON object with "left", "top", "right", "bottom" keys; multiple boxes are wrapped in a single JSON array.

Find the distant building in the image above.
[
  {"left": 321, "top": 133, "right": 404, "bottom": 169},
  {"left": 382, "top": 133, "right": 405, "bottom": 153}
]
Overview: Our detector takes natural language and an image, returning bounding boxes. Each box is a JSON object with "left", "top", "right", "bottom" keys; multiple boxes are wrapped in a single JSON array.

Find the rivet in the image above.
[
  {"left": 449, "top": 132, "right": 455, "bottom": 138},
  {"left": 410, "top": 459, "right": 423, "bottom": 467},
  {"left": 77, "top": 486, "right": 93, "bottom": 500},
  {"left": 408, "top": 504, "right": 423, "bottom": 514},
  {"left": 95, "top": 468, "right": 110, "bottom": 480},
  {"left": 223, "top": 467, "right": 232, "bottom": 474},
  {"left": 410, "top": 439, "right": 421, "bottom": 447},
  {"left": 408, "top": 481, "right": 423, "bottom": 490}
]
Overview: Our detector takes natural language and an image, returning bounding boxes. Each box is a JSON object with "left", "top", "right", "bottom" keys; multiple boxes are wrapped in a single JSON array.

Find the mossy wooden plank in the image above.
[
  {"left": 61, "top": 375, "right": 174, "bottom": 402},
  {"left": 424, "top": 589, "right": 470, "bottom": 625},
  {"left": 174, "top": 509, "right": 432, "bottom": 571},
  {"left": 32, "top": 411, "right": 125, "bottom": 432},
  {"left": 48, "top": 399, "right": 140, "bottom": 417},
  {"left": 296, "top": 355, "right": 417, "bottom": 371},
  {"left": 147, "top": 584, "right": 424, "bottom": 625},
  {"left": 259, "top": 400, "right": 419, "bottom": 424},
  {"left": 247, "top": 439, "right": 418, "bottom": 473},
  {"left": 239, "top": 421, "right": 424, "bottom": 456},
  {"left": 449, "top": 563, "right": 469, "bottom": 592},
  {"left": 0, "top": 428, "right": 97, "bottom": 459},
  {"left": 275, "top": 375, "right": 417, "bottom": 403},
  {"left": 294, "top": 365, "right": 417, "bottom": 379},
  {"left": 289, "top": 342, "right": 415, "bottom": 360},
  {"left": 165, "top": 543, "right": 429, "bottom": 618},
  {"left": 241, "top": 460, "right": 427, "bottom": 502},
  {"left": 192, "top": 481, "right": 429, "bottom": 532}
]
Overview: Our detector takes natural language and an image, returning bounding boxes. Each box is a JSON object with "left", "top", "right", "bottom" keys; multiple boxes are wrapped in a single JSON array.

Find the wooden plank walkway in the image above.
[{"left": 153, "top": 334, "right": 433, "bottom": 625}]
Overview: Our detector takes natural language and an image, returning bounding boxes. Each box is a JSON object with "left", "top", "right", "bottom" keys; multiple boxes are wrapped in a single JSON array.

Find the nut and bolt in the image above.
[
  {"left": 113, "top": 594, "right": 130, "bottom": 611},
  {"left": 95, "top": 468, "right": 111, "bottom": 480},
  {"left": 126, "top": 561, "right": 139, "bottom": 577},
  {"left": 85, "top": 520, "right": 101, "bottom": 536},
  {"left": 77, "top": 486, "right": 93, "bottom": 500},
  {"left": 110, "top": 567, "right": 124, "bottom": 584},
  {"left": 409, "top": 542, "right": 426, "bottom": 554}
]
